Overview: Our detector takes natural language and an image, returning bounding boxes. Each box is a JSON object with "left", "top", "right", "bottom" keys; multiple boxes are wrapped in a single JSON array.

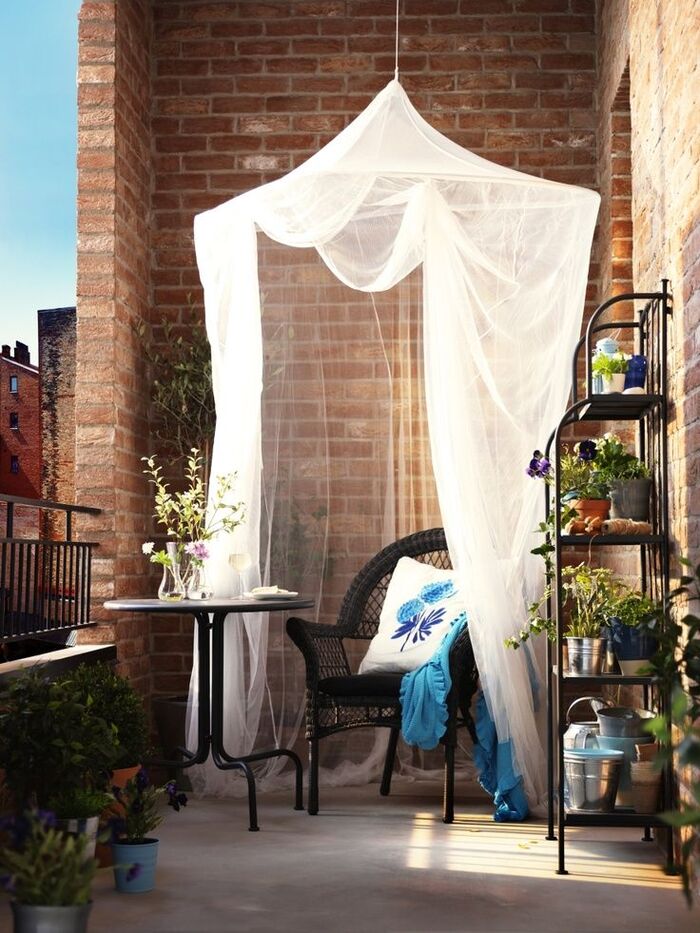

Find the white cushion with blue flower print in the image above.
[{"left": 358, "top": 556, "right": 467, "bottom": 675}]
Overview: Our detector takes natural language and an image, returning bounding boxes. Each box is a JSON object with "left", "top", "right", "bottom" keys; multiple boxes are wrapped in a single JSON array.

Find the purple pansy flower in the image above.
[
  {"left": 135, "top": 767, "right": 149, "bottom": 791},
  {"left": 126, "top": 862, "right": 142, "bottom": 883},
  {"left": 526, "top": 450, "right": 551, "bottom": 479},
  {"left": 578, "top": 439, "right": 597, "bottom": 461},
  {"left": 165, "top": 781, "right": 188, "bottom": 812}
]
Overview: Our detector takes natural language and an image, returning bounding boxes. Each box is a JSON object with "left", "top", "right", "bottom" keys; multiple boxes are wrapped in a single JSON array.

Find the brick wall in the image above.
[
  {"left": 597, "top": 0, "right": 700, "bottom": 873},
  {"left": 145, "top": 0, "right": 600, "bottom": 694},
  {"left": 597, "top": 0, "right": 700, "bottom": 565},
  {"left": 74, "top": 0, "right": 700, "bottom": 784},
  {"left": 39, "top": 308, "right": 77, "bottom": 536},
  {"left": 76, "top": 0, "right": 154, "bottom": 695}
]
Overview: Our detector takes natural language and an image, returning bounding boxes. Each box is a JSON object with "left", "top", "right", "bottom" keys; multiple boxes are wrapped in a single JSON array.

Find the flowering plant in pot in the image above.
[
  {"left": 526, "top": 441, "right": 609, "bottom": 524},
  {"left": 142, "top": 448, "right": 245, "bottom": 600},
  {"left": 0, "top": 810, "right": 97, "bottom": 933},
  {"left": 108, "top": 768, "right": 187, "bottom": 894}
]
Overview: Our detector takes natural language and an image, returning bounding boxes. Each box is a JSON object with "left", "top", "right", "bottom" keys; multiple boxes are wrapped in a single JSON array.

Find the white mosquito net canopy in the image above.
[{"left": 191, "top": 79, "right": 599, "bottom": 810}]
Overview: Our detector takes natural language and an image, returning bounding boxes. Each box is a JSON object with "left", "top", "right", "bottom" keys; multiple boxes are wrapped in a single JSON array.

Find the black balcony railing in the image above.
[{"left": 0, "top": 494, "right": 100, "bottom": 644}]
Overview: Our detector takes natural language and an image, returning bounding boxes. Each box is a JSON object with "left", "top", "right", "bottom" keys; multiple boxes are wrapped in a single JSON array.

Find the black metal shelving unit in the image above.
[{"left": 543, "top": 280, "right": 674, "bottom": 875}]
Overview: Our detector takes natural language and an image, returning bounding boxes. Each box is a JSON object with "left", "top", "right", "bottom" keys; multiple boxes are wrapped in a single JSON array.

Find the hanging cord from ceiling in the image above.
[{"left": 394, "top": 0, "right": 400, "bottom": 81}]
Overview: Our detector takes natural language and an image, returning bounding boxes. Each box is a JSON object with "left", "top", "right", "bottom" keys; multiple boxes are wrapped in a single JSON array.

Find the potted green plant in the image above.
[
  {"left": 561, "top": 564, "right": 620, "bottom": 676},
  {"left": 507, "top": 562, "right": 619, "bottom": 673},
  {"left": 591, "top": 350, "right": 628, "bottom": 393},
  {"left": 108, "top": 768, "right": 187, "bottom": 894},
  {"left": 0, "top": 810, "right": 97, "bottom": 933},
  {"left": 594, "top": 433, "right": 652, "bottom": 521},
  {"left": 66, "top": 662, "right": 150, "bottom": 784},
  {"left": 43, "top": 789, "right": 114, "bottom": 862},
  {"left": 606, "top": 589, "right": 661, "bottom": 675},
  {"left": 0, "top": 670, "right": 120, "bottom": 812}
]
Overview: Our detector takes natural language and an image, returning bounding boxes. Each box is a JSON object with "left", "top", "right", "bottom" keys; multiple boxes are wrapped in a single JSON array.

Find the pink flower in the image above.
[{"left": 185, "top": 541, "right": 209, "bottom": 561}]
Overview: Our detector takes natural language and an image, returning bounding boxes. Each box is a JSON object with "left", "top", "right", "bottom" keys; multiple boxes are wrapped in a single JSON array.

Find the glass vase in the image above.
[
  {"left": 185, "top": 561, "right": 213, "bottom": 600},
  {"left": 158, "top": 543, "right": 186, "bottom": 601}
]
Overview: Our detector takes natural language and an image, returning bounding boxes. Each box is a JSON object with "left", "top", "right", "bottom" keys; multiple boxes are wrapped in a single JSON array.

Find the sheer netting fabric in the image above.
[{"left": 190, "top": 80, "right": 599, "bottom": 808}]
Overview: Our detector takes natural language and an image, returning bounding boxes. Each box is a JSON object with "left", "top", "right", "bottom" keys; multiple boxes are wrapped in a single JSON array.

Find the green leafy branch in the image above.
[
  {"left": 643, "top": 557, "right": 700, "bottom": 903},
  {"left": 136, "top": 303, "right": 216, "bottom": 463}
]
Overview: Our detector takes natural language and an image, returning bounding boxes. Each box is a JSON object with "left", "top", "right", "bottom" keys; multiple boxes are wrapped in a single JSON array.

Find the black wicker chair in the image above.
[{"left": 286, "top": 528, "right": 479, "bottom": 823}]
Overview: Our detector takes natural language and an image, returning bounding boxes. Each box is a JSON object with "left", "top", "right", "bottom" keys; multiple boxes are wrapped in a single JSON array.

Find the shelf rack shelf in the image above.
[
  {"left": 560, "top": 534, "right": 663, "bottom": 546},
  {"left": 564, "top": 811, "right": 666, "bottom": 829},
  {"left": 577, "top": 394, "right": 663, "bottom": 421},
  {"left": 544, "top": 281, "right": 673, "bottom": 876}
]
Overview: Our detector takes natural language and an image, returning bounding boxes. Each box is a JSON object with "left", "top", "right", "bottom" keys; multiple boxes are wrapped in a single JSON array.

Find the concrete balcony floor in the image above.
[{"left": 84, "top": 781, "right": 695, "bottom": 933}]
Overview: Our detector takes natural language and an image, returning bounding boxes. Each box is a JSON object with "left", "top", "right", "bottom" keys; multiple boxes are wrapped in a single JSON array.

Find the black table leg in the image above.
[
  {"left": 147, "top": 611, "right": 212, "bottom": 771},
  {"left": 210, "top": 611, "right": 304, "bottom": 829}
]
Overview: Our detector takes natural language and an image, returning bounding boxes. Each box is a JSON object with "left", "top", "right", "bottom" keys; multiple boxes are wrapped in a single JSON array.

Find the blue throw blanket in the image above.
[
  {"left": 472, "top": 691, "right": 529, "bottom": 822},
  {"left": 399, "top": 618, "right": 529, "bottom": 822},
  {"left": 399, "top": 613, "right": 467, "bottom": 750}
]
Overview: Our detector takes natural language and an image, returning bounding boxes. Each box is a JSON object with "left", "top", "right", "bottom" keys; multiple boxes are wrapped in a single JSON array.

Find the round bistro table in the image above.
[{"left": 104, "top": 596, "right": 314, "bottom": 831}]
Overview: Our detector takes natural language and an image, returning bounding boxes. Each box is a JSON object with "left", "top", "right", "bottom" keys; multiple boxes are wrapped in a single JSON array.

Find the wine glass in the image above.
[{"left": 229, "top": 552, "right": 252, "bottom": 597}]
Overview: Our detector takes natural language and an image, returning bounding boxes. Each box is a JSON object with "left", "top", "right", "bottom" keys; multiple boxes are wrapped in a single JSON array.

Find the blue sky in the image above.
[{"left": 0, "top": 1, "right": 81, "bottom": 360}]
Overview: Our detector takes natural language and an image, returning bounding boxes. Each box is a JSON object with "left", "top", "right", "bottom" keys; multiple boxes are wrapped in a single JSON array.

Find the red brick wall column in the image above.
[{"left": 76, "top": 0, "right": 153, "bottom": 693}]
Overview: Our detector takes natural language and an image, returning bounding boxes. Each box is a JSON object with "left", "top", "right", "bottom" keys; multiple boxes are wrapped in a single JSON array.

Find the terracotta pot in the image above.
[
  {"left": 96, "top": 764, "right": 141, "bottom": 868},
  {"left": 111, "top": 765, "right": 141, "bottom": 789},
  {"left": 572, "top": 498, "right": 610, "bottom": 523}
]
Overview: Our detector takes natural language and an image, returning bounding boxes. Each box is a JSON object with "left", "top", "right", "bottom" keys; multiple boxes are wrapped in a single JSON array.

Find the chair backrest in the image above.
[{"left": 336, "top": 528, "right": 451, "bottom": 640}]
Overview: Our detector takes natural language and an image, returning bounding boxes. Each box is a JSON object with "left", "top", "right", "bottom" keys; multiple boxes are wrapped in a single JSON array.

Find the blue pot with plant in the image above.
[
  {"left": 607, "top": 590, "right": 660, "bottom": 675},
  {"left": 108, "top": 768, "right": 187, "bottom": 894}
]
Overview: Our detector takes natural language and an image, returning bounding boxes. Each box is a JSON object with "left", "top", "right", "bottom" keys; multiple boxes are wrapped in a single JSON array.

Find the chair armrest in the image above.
[{"left": 286, "top": 616, "right": 351, "bottom": 687}]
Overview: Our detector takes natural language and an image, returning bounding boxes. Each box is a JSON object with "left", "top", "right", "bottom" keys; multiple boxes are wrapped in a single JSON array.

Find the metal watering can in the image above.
[{"left": 563, "top": 696, "right": 611, "bottom": 750}]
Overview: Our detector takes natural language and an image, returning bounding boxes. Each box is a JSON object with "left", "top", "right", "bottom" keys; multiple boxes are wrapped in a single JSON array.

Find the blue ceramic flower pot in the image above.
[
  {"left": 111, "top": 839, "right": 159, "bottom": 893},
  {"left": 609, "top": 618, "right": 657, "bottom": 675}
]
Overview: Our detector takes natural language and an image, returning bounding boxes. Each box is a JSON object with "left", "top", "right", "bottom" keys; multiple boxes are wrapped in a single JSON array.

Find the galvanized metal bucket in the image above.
[
  {"left": 596, "top": 706, "right": 655, "bottom": 737},
  {"left": 564, "top": 748, "right": 624, "bottom": 812},
  {"left": 565, "top": 637, "right": 605, "bottom": 676}
]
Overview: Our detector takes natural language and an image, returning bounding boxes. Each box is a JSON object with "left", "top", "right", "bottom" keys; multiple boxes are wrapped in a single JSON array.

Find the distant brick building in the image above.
[
  {"left": 39, "top": 307, "right": 77, "bottom": 516},
  {"left": 0, "top": 341, "right": 41, "bottom": 499}
]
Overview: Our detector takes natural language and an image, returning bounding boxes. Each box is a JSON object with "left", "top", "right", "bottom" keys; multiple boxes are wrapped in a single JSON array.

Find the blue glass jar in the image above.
[{"left": 624, "top": 354, "right": 647, "bottom": 390}]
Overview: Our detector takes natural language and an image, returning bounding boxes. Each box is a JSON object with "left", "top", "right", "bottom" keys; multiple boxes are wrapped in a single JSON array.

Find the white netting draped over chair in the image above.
[{"left": 189, "top": 79, "right": 599, "bottom": 812}]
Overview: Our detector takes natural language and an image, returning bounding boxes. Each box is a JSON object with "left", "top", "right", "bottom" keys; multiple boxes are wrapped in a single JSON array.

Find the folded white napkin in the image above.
[{"left": 250, "top": 585, "right": 285, "bottom": 595}]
